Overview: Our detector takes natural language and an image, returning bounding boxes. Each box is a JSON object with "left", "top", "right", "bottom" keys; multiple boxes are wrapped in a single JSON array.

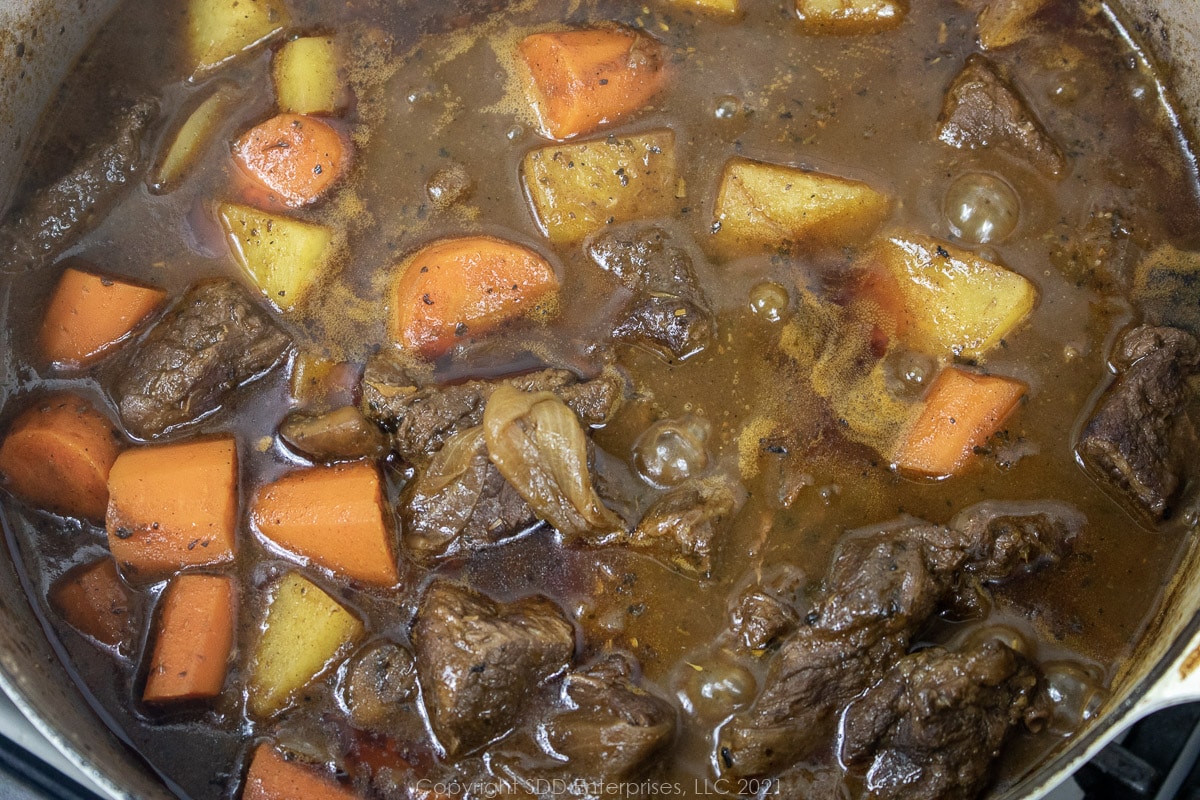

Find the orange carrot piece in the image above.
[
  {"left": 50, "top": 558, "right": 134, "bottom": 650},
  {"left": 894, "top": 367, "right": 1027, "bottom": 478},
  {"left": 40, "top": 266, "right": 166, "bottom": 368},
  {"left": 252, "top": 462, "right": 399, "bottom": 586},
  {"left": 233, "top": 113, "right": 349, "bottom": 207},
  {"left": 243, "top": 744, "right": 359, "bottom": 800},
  {"left": 143, "top": 573, "right": 236, "bottom": 703},
  {"left": 0, "top": 394, "right": 120, "bottom": 520},
  {"left": 519, "top": 27, "right": 668, "bottom": 140},
  {"left": 106, "top": 437, "right": 238, "bottom": 581},
  {"left": 390, "top": 236, "right": 559, "bottom": 358}
]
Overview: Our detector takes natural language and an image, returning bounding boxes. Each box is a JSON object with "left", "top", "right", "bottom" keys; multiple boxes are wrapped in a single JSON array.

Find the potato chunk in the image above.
[
  {"left": 152, "top": 85, "right": 239, "bottom": 193},
  {"left": 187, "top": 0, "right": 289, "bottom": 75},
  {"left": 248, "top": 573, "right": 364, "bottom": 717},
  {"left": 795, "top": 0, "right": 908, "bottom": 34},
  {"left": 273, "top": 37, "right": 344, "bottom": 115},
  {"left": 977, "top": 0, "right": 1049, "bottom": 49},
  {"left": 671, "top": 0, "right": 741, "bottom": 17},
  {"left": 711, "top": 158, "right": 891, "bottom": 256},
  {"left": 867, "top": 233, "right": 1038, "bottom": 358},
  {"left": 522, "top": 129, "right": 677, "bottom": 245},
  {"left": 218, "top": 203, "right": 333, "bottom": 311}
]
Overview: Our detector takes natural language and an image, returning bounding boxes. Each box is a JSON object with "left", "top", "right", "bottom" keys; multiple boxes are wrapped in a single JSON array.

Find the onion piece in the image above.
[{"left": 483, "top": 385, "right": 626, "bottom": 540}]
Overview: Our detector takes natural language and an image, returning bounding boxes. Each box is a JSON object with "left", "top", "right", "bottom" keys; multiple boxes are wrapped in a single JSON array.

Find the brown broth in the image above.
[{"left": 2, "top": 0, "right": 1200, "bottom": 797}]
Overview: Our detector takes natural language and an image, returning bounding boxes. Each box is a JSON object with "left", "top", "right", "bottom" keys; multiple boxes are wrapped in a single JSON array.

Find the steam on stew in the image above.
[{"left": 0, "top": 0, "right": 1199, "bottom": 797}]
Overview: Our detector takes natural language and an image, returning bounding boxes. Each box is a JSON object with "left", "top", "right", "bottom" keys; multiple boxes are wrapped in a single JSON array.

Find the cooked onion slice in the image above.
[{"left": 483, "top": 385, "right": 626, "bottom": 541}]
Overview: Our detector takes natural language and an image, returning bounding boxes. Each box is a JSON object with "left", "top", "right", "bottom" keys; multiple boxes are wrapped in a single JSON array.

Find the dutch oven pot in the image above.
[{"left": 0, "top": 1, "right": 1199, "bottom": 798}]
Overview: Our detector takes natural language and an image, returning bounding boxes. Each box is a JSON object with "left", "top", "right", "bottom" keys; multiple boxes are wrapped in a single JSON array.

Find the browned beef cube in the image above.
[
  {"left": 840, "top": 640, "right": 1042, "bottom": 800},
  {"left": 1077, "top": 325, "right": 1200, "bottom": 522},
  {"left": 937, "top": 54, "right": 1066, "bottom": 177},
  {"left": 402, "top": 426, "right": 537, "bottom": 563},
  {"left": 113, "top": 279, "right": 291, "bottom": 439},
  {"left": 541, "top": 654, "right": 676, "bottom": 780},
  {"left": 412, "top": 581, "right": 575, "bottom": 757}
]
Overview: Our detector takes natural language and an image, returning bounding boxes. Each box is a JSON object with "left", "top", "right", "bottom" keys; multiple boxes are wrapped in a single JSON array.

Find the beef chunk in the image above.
[
  {"left": 412, "top": 581, "right": 575, "bottom": 757},
  {"left": 719, "top": 511, "right": 1065, "bottom": 778},
  {"left": 728, "top": 564, "right": 807, "bottom": 652},
  {"left": 937, "top": 54, "right": 1066, "bottom": 177},
  {"left": 720, "top": 522, "right": 964, "bottom": 777},
  {"left": 362, "top": 359, "right": 625, "bottom": 462},
  {"left": 587, "top": 227, "right": 713, "bottom": 360},
  {"left": 278, "top": 406, "right": 387, "bottom": 463},
  {"left": 1077, "top": 325, "right": 1200, "bottom": 522},
  {"left": 402, "top": 426, "right": 537, "bottom": 563},
  {"left": 629, "top": 474, "right": 743, "bottom": 575},
  {"left": 840, "top": 640, "right": 1042, "bottom": 800},
  {"left": 540, "top": 654, "right": 677, "bottom": 780},
  {"left": 950, "top": 500, "right": 1083, "bottom": 582},
  {"left": 113, "top": 280, "right": 291, "bottom": 438},
  {"left": 343, "top": 641, "right": 419, "bottom": 732},
  {"left": 1, "top": 97, "right": 157, "bottom": 273}
]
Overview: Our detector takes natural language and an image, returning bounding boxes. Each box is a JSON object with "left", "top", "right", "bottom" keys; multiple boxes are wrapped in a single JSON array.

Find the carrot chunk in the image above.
[
  {"left": 50, "top": 558, "right": 134, "bottom": 650},
  {"left": 389, "top": 236, "right": 559, "bottom": 358},
  {"left": 40, "top": 266, "right": 166, "bottom": 368},
  {"left": 233, "top": 113, "right": 349, "bottom": 207},
  {"left": 519, "top": 27, "right": 668, "bottom": 140},
  {"left": 243, "top": 744, "right": 359, "bottom": 800},
  {"left": 894, "top": 367, "right": 1027, "bottom": 478},
  {"left": 0, "top": 394, "right": 121, "bottom": 520},
  {"left": 106, "top": 437, "right": 238, "bottom": 581},
  {"left": 143, "top": 573, "right": 236, "bottom": 704},
  {"left": 252, "top": 462, "right": 399, "bottom": 586}
]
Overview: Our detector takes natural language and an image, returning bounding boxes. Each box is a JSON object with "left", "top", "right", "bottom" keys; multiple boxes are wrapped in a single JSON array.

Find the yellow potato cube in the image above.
[
  {"left": 711, "top": 157, "right": 891, "bottom": 256},
  {"left": 977, "top": 0, "right": 1049, "bottom": 49},
  {"left": 522, "top": 129, "right": 677, "bottom": 245},
  {"left": 151, "top": 84, "right": 239, "bottom": 193},
  {"left": 871, "top": 233, "right": 1038, "bottom": 358},
  {"left": 218, "top": 203, "right": 333, "bottom": 311},
  {"left": 248, "top": 573, "right": 364, "bottom": 717},
  {"left": 187, "top": 0, "right": 289, "bottom": 75},
  {"left": 795, "top": 0, "right": 908, "bottom": 34},
  {"left": 671, "top": 0, "right": 741, "bottom": 16},
  {"left": 273, "top": 36, "right": 344, "bottom": 115}
]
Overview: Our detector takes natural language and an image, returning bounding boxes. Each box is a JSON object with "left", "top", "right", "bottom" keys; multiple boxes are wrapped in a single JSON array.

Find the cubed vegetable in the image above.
[
  {"left": 977, "top": 0, "right": 1049, "bottom": 49},
  {"left": 40, "top": 266, "right": 166, "bottom": 368},
  {"left": 894, "top": 366, "right": 1027, "bottom": 478},
  {"left": 218, "top": 202, "right": 333, "bottom": 311},
  {"left": 795, "top": 0, "right": 908, "bottom": 34},
  {"left": 711, "top": 158, "right": 892, "bottom": 256},
  {"left": 273, "top": 37, "right": 344, "bottom": 115},
  {"left": 248, "top": 572, "right": 365, "bottom": 717},
  {"left": 187, "top": 0, "right": 289, "bottom": 75},
  {"left": 865, "top": 233, "right": 1038, "bottom": 358},
  {"left": 244, "top": 744, "right": 360, "bottom": 800},
  {"left": 522, "top": 129, "right": 678, "bottom": 244},
  {"left": 519, "top": 27, "right": 669, "bottom": 140},
  {"left": 389, "top": 236, "right": 560, "bottom": 358},
  {"left": 105, "top": 437, "right": 238, "bottom": 581},
  {"left": 252, "top": 462, "right": 399, "bottom": 586},
  {"left": 143, "top": 573, "right": 236, "bottom": 704},
  {"left": 0, "top": 394, "right": 121, "bottom": 521},
  {"left": 151, "top": 84, "right": 240, "bottom": 193},
  {"left": 50, "top": 559, "right": 134, "bottom": 650},
  {"left": 232, "top": 114, "right": 350, "bottom": 207},
  {"left": 670, "top": 0, "right": 741, "bottom": 16}
]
